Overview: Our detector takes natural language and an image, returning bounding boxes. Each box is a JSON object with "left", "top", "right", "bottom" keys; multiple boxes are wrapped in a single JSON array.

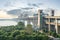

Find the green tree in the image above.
[
  {"left": 0, "top": 30, "right": 6, "bottom": 35},
  {"left": 11, "top": 30, "right": 20, "bottom": 37},
  {"left": 17, "top": 22, "right": 24, "bottom": 26},
  {"left": 17, "top": 22, "right": 25, "bottom": 30},
  {"left": 25, "top": 24, "right": 33, "bottom": 34}
]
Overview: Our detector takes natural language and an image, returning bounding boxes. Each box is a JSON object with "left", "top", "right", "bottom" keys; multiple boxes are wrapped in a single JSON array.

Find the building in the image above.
[
  {"left": 38, "top": 9, "right": 60, "bottom": 34},
  {"left": 44, "top": 16, "right": 60, "bottom": 33},
  {"left": 19, "top": 9, "right": 60, "bottom": 34}
]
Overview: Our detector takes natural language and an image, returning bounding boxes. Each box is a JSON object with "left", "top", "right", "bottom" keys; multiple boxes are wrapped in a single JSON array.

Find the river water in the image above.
[{"left": 0, "top": 20, "right": 17, "bottom": 26}]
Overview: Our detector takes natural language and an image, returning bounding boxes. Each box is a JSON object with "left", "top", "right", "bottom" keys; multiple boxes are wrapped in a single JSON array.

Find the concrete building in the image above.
[
  {"left": 19, "top": 9, "right": 60, "bottom": 33},
  {"left": 44, "top": 16, "right": 60, "bottom": 33},
  {"left": 38, "top": 9, "right": 60, "bottom": 34}
]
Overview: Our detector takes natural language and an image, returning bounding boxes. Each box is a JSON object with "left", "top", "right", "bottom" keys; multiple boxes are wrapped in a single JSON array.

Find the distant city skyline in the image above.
[{"left": 0, "top": 0, "right": 60, "bottom": 11}]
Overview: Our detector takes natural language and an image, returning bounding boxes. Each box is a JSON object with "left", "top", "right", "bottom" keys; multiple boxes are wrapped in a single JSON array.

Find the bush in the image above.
[{"left": 49, "top": 31, "right": 58, "bottom": 38}]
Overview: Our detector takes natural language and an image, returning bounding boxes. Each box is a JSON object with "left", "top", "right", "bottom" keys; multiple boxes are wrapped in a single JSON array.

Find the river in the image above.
[{"left": 0, "top": 20, "right": 17, "bottom": 26}]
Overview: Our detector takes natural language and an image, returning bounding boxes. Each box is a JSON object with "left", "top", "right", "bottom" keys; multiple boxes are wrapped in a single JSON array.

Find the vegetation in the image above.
[{"left": 0, "top": 22, "right": 49, "bottom": 40}]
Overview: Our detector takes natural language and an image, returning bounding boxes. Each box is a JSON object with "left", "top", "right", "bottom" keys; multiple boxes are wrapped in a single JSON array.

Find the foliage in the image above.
[
  {"left": 0, "top": 22, "right": 49, "bottom": 40},
  {"left": 17, "top": 22, "right": 24, "bottom": 26},
  {"left": 49, "top": 31, "right": 58, "bottom": 38},
  {"left": 25, "top": 24, "right": 33, "bottom": 34}
]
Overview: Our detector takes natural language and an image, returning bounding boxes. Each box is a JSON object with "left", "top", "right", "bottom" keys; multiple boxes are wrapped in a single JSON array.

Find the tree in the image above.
[
  {"left": 11, "top": 30, "right": 20, "bottom": 37},
  {"left": 17, "top": 22, "right": 24, "bottom": 26},
  {"left": 0, "top": 30, "right": 4, "bottom": 35},
  {"left": 25, "top": 24, "right": 33, "bottom": 34},
  {"left": 17, "top": 22, "right": 25, "bottom": 30}
]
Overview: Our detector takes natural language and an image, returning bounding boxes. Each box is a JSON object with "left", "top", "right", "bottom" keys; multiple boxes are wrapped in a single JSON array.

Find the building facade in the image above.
[
  {"left": 44, "top": 16, "right": 60, "bottom": 33},
  {"left": 38, "top": 9, "right": 60, "bottom": 34}
]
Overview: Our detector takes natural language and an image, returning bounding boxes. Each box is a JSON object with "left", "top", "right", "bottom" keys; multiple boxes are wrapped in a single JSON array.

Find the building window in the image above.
[{"left": 50, "top": 18, "right": 55, "bottom": 22}]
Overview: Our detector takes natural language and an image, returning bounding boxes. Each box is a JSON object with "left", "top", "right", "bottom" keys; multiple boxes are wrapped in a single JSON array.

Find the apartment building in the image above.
[
  {"left": 38, "top": 9, "right": 60, "bottom": 34},
  {"left": 44, "top": 16, "right": 60, "bottom": 33}
]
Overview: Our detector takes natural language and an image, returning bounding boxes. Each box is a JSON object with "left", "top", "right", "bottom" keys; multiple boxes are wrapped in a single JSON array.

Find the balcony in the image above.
[
  {"left": 45, "top": 20, "right": 56, "bottom": 25},
  {"left": 45, "top": 18, "right": 55, "bottom": 24}
]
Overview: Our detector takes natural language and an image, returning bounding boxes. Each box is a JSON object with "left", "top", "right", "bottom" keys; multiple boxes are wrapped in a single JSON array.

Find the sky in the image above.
[
  {"left": 0, "top": 0, "right": 60, "bottom": 26},
  {"left": 0, "top": 0, "right": 60, "bottom": 11},
  {"left": 0, "top": 10, "right": 18, "bottom": 19},
  {"left": 0, "top": 0, "right": 60, "bottom": 18}
]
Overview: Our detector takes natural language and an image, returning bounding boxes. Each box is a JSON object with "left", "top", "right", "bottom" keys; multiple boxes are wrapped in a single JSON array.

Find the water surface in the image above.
[{"left": 0, "top": 20, "right": 17, "bottom": 26}]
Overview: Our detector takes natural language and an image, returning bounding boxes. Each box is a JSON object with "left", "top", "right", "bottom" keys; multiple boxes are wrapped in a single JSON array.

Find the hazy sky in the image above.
[
  {"left": 0, "top": 0, "right": 60, "bottom": 26},
  {"left": 0, "top": 0, "right": 60, "bottom": 11},
  {"left": 0, "top": 10, "right": 18, "bottom": 19}
]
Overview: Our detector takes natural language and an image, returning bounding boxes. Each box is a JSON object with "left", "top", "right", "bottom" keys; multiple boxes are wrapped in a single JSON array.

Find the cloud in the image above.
[
  {"left": 0, "top": 0, "right": 44, "bottom": 11},
  {"left": 21, "top": 7, "right": 33, "bottom": 10},
  {"left": 0, "top": 10, "right": 17, "bottom": 19},
  {"left": 28, "top": 3, "right": 43, "bottom": 7},
  {"left": 0, "top": 0, "right": 59, "bottom": 11},
  {"left": 4, "top": 0, "right": 15, "bottom": 7}
]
